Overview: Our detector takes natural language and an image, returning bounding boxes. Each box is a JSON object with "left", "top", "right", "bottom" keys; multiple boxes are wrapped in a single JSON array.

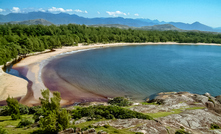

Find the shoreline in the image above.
[{"left": 1, "top": 42, "right": 221, "bottom": 106}]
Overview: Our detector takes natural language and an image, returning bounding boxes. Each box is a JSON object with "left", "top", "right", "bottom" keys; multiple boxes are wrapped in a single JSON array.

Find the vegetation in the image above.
[
  {"left": 210, "top": 123, "right": 220, "bottom": 129},
  {"left": 1, "top": 23, "right": 221, "bottom": 65},
  {"left": 0, "top": 126, "right": 8, "bottom": 134},
  {"left": 0, "top": 105, "right": 41, "bottom": 116},
  {"left": 38, "top": 89, "right": 70, "bottom": 133},
  {"left": 6, "top": 97, "right": 21, "bottom": 120},
  {"left": 175, "top": 129, "right": 190, "bottom": 134},
  {"left": 17, "top": 118, "right": 34, "bottom": 128},
  {"left": 72, "top": 105, "right": 153, "bottom": 120},
  {"left": 108, "top": 97, "right": 132, "bottom": 106}
]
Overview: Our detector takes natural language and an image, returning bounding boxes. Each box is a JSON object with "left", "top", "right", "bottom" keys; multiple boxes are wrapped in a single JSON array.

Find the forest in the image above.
[{"left": 1, "top": 23, "right": 221, "bottom": 65}]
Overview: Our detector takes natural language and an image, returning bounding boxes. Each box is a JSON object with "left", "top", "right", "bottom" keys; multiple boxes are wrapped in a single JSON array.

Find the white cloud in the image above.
[
  {"left": 38, "top": 8, "right": 46, "bottom": 12},
  {"left": 106, "top": 11, "right": 127, "bottom": 16},
  {"left": 0, "top": 8, "right": 5, "bottom": 12},
  {"left": 66, "top": 9, "right": 73, "bottom": 12},
  {"left": 11, "top": 7, "right": 21, "bottom": 13},
  {"left": 97, "top": 11, "right": 100, "bottom": 14},
  {"left": 74, "top": 9, "right": 83, "bottom": 13},
  {"left": 48, "top": 7, "right": 72, "bottom": 12},
  {"left": 74, "top": 9, "right": 87, "bottom": 13},
  {"left": 134, "top": 13, "right": 139, "bottom": 16}
]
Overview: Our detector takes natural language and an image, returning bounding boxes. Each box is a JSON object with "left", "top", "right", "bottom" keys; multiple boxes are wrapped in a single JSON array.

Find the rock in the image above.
[
  {"left": 193, "top": 94, "right": 208, "bottom": 104},
  {"left": 58, "top": 128, "right": 74, "bottom": 134},
  {"left": 216, "top": 95, "right": 221, "bottom": 104},
  {"left": 75, "top": 117, "right": 87, "bottom": 124},
  {"left": 82, "top": 131, "right": 89, "bottom": 134},
  {"left": 206, "top": 101, "right": 214, "bottom": 109},
  {"left": 98, "top": 130, "right": 107, "bottom": 134},
  {"left": 204, "top": 92, "right": 211, "bottom": 97},
  {"left": 88, "top": 128, "right": 96, "bottom": 133},
  {"left": 75, "top": 127, "right": 81, "bottom": 133}
]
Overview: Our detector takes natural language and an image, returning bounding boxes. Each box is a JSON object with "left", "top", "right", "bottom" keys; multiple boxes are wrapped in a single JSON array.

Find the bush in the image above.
[
  {"left": 0, "top": 106, "right": 10, "bottom": 116},
  {"left": 29, "top": 106, "right": 42, "bottom": 114},
  {"left": 38, "top": 89, "right": 70, "bottom": 132},
  {"left": 211, "top": 123, "right": 220, "bottom": 129},
  {"left": 108, "top": 97, "right": 132, "bottom": 106},
  {"left": 17, "top": 118, "right": 34, "bottom": 128},
  {"left": 33, "top": 108, "right": 44, "bottom": 122},
  {"left": 19, "top": 104, "right": 29, "bottom": 115},
  {"left": 6, "top": 97, "right": 21, "bottom": 120},
  {"left": 175, "top": 129, "right": 190, "bottom": 134},
  {"left": 0, "top": 126, "right": 8, "bottom": 134},
  {"left": 11, "top": 114, "right": 21, "bottom": 120},
  {"left": 72, "top": 105, "right": 153, "bottom": 120}
]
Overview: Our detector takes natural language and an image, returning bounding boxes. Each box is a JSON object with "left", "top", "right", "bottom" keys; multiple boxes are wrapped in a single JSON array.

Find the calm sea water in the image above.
[{"left": 42, "top": 45, "right": 221, "bottom": 101}]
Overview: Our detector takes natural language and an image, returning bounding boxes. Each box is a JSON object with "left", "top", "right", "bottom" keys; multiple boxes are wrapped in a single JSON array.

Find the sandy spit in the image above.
[{"left": 0, "top": 42, "right": 221, "bottom": 106}]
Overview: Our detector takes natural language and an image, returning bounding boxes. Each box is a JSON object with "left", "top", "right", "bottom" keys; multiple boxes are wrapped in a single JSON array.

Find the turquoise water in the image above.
[{"left": 42, "top": 45, "right": 221, "bottom": 101}]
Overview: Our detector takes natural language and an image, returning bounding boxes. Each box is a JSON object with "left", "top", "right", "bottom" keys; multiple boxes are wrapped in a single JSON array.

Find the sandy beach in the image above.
[{"left": 0, "top": 42, "right": 221, "bottom": 106}]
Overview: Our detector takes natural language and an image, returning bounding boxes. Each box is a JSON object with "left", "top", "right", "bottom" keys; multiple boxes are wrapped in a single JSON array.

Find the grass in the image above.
[
  {"left": 146, "top": 109, "right": 183, "bottom": 118},
  {"left": 141, "top": 102, "right": 159, "bottom": 105},
  {"left": 145, "top": 106, "right": 205, "bottom": 118},
  {"left": 0, "top": 115, "right": 38, "bottom": 134}
]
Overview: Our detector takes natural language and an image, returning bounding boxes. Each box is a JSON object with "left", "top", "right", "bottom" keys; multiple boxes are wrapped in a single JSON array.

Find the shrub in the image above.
[
  {"left": 211, "top": 123, "right": 220, "bottom": 129},
  {"left": 108, "top": 97, "right": 132, "bottom": 106},
  {"left": 0, "top": 106, "right": 10, "bottom": 116},
  {"left": 19, "top": 104, "right": 29, "bottom": 115},
  {"left": 0, "top": 126, "right": 8, "bottom": 134},
  {"left": 38, "top": 89, "right": 70, "bottom": 132},
  {"left": 33, "top": 107, "right": 44, "bottom": 122},
  {"left": 29, "top": 106, "right": 42, "bottom": 114},
  {"left": 175, "top": 129, "right": 190, "bottom": 134},
  {"left": 17, "top": 118, "right": 34, "bottom": 128},
  {"left": 6, "top": 97, "right": 21, "bottom": 120},
  {"left": 103, "top": 124, "right": 110, "bottom": 128},
  {"left": 72, "top": 105, "right": 153, "bottom": 120}
]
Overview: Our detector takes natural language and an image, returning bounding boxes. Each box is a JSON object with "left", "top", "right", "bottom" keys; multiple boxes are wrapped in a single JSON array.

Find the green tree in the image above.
[
  {"left": 6, "top": 97, "right": 21, "bottom": 120},
  {"left": 38, "top": 89, "right": 70, "bottom": 132}
]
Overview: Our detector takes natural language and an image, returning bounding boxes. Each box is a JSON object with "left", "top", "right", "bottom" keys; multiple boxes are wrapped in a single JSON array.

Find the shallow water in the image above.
[{"left": 41, "top": 45, "right": 221, "bottom": 101}]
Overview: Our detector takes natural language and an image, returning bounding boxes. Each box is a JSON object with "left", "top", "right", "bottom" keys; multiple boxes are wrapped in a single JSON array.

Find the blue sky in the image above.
[{"left": 0, "top": 0, "right": 220, "bottom": 27}]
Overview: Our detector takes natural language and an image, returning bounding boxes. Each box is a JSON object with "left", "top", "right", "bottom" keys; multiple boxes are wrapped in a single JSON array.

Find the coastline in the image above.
[{"left": 1, "top": 42, "right": 221, "bottom": 106}]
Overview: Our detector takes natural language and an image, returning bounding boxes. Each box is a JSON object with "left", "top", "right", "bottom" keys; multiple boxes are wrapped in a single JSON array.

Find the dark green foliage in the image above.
[
  {"left": 28, "top": 106, "right": 42, "bottom": 114},
  {"left": 0, "top": 106, "right": 10, "bottom": 116},
  {"left": 0, "top": 105, "right": 42, "bottom": 116},
  {"left": 72, "top": 105, "right": 153, "bottom": 120},
  {"left": 103, "top": 124, "right": 110, "bottom": 128},
  {"left": 19, "top": 104, "right": 29, "bottom": 115},
  {"left": 33, "top": 108, "right": 44, "bottom": 122},
  {"left": 135, "top": 132, "right": 144, "bottom": 134},
  {"left": 1, "top": 23, "right": 221, "bottom": 65},
  {"left": 17, "top": 118, "right": 34, "bottom": 128},
  {"left": 108, "top": 97, "right": 132, "bottom": 106},
  {"left": 6, "top": 97, "right": 21, "bottom": 120},
  {"left": 211, "top": 123, "right": 220, "bottom": 129},
  {"left": 38, "top": 89, "right": 70, "bottom": 132},
  {"left": 175, "top": 129, "right": 190, "bottom": 134},
  {"left": 0, "top": 126, "right": 8, "bottom": 134}
]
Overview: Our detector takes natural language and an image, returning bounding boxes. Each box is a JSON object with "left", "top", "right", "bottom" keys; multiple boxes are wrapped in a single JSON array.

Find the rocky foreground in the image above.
[{"left": 60, "top": 92, "right": 221, "bottom": 134}]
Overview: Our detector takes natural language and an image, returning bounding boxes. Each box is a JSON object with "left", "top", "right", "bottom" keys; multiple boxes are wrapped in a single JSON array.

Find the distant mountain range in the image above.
[
  {"left": 1, "top": 19, "right": 53, "bottom": 25},
  {"left": 0, "top": 12, "right": 220, "bottom": 32}
]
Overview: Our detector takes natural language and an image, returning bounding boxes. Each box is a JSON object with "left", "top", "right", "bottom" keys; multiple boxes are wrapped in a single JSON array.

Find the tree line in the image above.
[{"left": 1, "top": 23, "right": 221, "bottom": 65}]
